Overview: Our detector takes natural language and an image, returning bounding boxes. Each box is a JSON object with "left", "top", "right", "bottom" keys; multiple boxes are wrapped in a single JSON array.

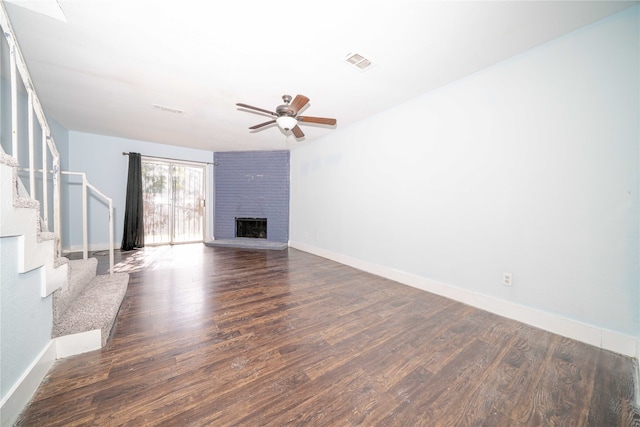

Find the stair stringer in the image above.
[{"left": 0, "top": 159, "right": 68, "bottom": 296}]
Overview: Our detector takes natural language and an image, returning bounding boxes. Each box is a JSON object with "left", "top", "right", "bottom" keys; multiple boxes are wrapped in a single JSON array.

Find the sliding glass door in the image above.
[{"left": 142, "top": 159, "right": 205, "bottom": 245}]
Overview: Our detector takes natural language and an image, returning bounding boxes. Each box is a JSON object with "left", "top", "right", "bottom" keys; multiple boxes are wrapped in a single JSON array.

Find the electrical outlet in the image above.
[{"left": 502, "top": 272, "right": 513, "bottom": 287}]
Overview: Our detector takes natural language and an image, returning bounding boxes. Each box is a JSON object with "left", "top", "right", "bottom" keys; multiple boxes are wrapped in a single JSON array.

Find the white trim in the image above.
[
  {"left": 63, "top": 243, "right": 116, "bottom": 254},
  {"left": 0, "top": 331, "right": 104, "bottom": 426},
  {"left": 55, "top": 330, "right": 102, "bottom": 359},
  {"left": 290, "top": 241, "right": 638, "bottom": 358},
  {"left": 0, "top": 340, "right": 56, "bottom": 427}
]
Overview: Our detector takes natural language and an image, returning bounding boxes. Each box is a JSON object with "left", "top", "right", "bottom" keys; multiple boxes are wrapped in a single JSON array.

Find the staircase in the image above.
[
  {"left": 0, "top": 153, "right": 68, "bottom": 297},
  {"left": 1, "top": 155, "right": 129, "bottom": 354}
]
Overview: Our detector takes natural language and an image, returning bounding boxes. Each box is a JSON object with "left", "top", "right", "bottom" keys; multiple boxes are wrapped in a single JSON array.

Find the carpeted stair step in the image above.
[
  {"left": 53, "top": 258, "right": 98, "bottom": 324},
  {"left": 52, "top": 271, "right": 129, "bottom": 346},
  {"left": 52, "top": 257, "right": 129, "bottom": 348}
]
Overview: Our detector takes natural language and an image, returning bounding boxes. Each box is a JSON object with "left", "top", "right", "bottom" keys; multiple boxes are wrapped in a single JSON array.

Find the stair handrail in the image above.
[{"left": 61, "top": 171, "right": 115, "bottom": 275}]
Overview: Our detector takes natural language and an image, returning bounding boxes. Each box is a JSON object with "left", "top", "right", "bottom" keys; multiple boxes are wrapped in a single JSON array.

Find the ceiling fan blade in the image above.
[
  {"left": 236, "top": 103, "right": 277, "bottom": 116},
  {"left": 291, "top": 125, "right": 305, "bottom": 139},
  {"left": 288, "top": 95, "right": 310, "bottom": 114},
  {"left": 297, "top": 116, "right": 337, "bottom": 126},
  {"left": 249, "top": 120, "right": 276, "bottom": 130}
]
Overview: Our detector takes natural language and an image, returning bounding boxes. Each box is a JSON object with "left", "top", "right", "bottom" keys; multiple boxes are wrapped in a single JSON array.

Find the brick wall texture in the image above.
[{"left": 213, "top": 150, "right": 290, "bottom": 242}]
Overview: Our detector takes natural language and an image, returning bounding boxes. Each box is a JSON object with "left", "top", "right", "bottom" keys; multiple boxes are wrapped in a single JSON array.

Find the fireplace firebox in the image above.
[{"left": 235, "top": 217, "right": 267, "bottom": 239}]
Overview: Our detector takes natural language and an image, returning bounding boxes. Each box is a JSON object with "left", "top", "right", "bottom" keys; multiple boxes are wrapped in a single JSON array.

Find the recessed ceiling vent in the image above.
[
  {"left": 152, "top": 104, "right": 185, "bottom": 115},
  {"left": 345, "top": 53, "right": 374, "bottom": 72}
]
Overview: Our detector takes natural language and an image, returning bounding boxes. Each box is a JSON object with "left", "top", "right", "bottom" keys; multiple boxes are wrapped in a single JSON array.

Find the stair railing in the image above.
[
  {"left": 61, "top": 171, "right": 115, "bottom": 275},
  {"left": 1, "top": 2, "right": 114, "bottom": 275},
  {"left": 2, "top": 5, "right": 62, "bottom": 254}
]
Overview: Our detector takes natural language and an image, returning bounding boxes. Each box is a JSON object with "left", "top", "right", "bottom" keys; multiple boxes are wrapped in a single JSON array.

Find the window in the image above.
[{"left": 142, "top": 159, "right": 205, "bottom": 244}]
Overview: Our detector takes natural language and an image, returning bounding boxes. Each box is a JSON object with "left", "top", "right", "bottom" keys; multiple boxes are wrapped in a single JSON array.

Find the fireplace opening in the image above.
[{"left": 236, "top": 217, "right": 267, "bottom": 239}]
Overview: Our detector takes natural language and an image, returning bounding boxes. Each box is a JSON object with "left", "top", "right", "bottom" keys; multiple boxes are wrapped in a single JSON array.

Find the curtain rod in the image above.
[{"left": 122, "top": 152, "right": 217, "bottom": 166}]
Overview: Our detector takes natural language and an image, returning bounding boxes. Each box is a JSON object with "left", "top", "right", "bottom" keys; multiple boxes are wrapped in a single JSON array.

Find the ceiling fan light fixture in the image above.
[{"left": 276, "top": 116, "right": 298, "bottom": 130}]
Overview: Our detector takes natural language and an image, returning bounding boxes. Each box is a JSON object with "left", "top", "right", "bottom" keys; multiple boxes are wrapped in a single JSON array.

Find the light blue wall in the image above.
[
  {"left": 0, "top": 237, "right": 53, "bottom": 400},
  {"left": 290, "top": 6, "right": 640, "bottom": 338},
  {"left": 66, "top": 132, "right": 214, "bottom": 250}
]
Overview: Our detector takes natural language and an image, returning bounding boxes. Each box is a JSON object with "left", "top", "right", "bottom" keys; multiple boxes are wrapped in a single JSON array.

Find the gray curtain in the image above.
[{"left": 121, "top": 152, "right": 144, "bottom": 250}]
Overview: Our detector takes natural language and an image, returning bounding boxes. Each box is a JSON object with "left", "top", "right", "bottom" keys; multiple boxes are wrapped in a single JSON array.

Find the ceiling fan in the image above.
[{"left": 236, "top": 94, "right": 337, "bottom": 139}]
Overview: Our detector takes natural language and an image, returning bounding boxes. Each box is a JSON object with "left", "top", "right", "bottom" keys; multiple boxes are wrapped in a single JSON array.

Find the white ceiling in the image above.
[{"left": 3, "top": 0, "right": 636, "bottom": 152}]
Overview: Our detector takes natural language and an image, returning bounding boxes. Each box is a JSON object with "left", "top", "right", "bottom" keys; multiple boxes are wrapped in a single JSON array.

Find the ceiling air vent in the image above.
[
  {"left": 152, "top": 104, "right": 185, "bottom": 115},
  {"left": 344, "top": 53, "right": 374, "bottom": 72}
]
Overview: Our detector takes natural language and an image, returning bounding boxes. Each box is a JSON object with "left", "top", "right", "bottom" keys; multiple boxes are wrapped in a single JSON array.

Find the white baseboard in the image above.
[
  {"left": 55, "top": 330, "right": 102, "bottom": 359},
  {"left": 0, "top": 331, "right": 103, "bottom": 426},
  {"left": 290, "top": 241, "right": 638, "bottom": 358},
  {"left": 0, "top": 340, "right": 56, "bottom": 427},
  {"left": 63, "top": 243, "right": 117, "bottom": 254}
]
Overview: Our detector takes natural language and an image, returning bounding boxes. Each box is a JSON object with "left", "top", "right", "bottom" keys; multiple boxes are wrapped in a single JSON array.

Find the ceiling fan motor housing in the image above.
[
  {"left": 276, "top": 94, "right": 297, "bottom": 118},
  {"left": 276, "top": 104, "right": 296, "bottom": 117}
]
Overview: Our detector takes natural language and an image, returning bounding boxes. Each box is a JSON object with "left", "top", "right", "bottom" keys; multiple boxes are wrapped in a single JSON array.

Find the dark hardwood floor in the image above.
[{"left": 17, "top": 244, "right": 640, "bottom": 426}]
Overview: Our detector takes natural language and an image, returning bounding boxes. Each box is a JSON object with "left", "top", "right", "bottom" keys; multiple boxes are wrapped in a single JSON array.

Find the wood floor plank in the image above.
[
  {"left": 29, "top": 356, "right": 113, "bottom": 402},
  {"left": 442, "top": 325, "right": 555, "bottom": 426},
  {"left": 378, "top": 338, "right": 492, "bottom": 425},
  {"left": 510, "top": 336, "right": 599, "bottom": 426},
  {"left": 588, "top": 348, "right": 640, "bottom": 426},
  {"left": 16, "top": 244, "right": 639, "bottom": 426}
]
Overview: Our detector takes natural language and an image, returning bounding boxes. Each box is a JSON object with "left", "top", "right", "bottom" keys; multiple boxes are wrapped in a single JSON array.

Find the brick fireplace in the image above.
[{"left": 213, "top": 150, "right": 289, "bottom": 243}]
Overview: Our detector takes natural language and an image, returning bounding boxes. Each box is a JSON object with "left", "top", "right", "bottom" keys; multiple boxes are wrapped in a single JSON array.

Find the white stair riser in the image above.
[{"left": 1, "top": 162, "right": 66, "bottom": 296}]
